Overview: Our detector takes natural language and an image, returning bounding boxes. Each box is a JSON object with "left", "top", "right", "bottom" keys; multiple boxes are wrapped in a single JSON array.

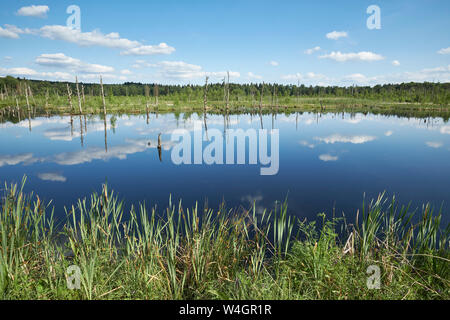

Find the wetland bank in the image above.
[{"left": 0, "top": 77, "right": 449, "bottom": 300}]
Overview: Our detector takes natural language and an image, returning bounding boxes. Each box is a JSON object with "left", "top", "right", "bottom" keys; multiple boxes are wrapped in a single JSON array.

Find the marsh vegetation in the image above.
[{"left": 0, "top": 178, "right": 448, "bottom": 300}]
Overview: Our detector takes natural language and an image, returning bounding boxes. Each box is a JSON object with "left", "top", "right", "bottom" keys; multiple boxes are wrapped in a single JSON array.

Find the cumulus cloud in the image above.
[
  {"left": 247, "top": 72, "right": 262, "bottom": 80},
  {"left": 38, "top": 172, "right": 67, "bottom": 182},
  {"left": 343, "top": 64, "right": 450, "bottom": 85},
  {"left": 281, "top": 72, "right": 329, "bottom": 84},
  {"left": 437, "top": 47, "right": 450, "bottom": 55},
  {"left": 0, "top": 153, "right": 37, "bottom": 167},
  {"left": 319, "top": 154, "right": 338, "bottom": 162},
  {"left": 35, "top": 53, "right": 114, "bottom": 73},
  {"left": 269, "top": 61, "right": 279, "bottom": 66},
  {"left": 425, "top": 141, "right": 443, "bottom": 149},
  {"left": 392, "top": 60, "right": 400, "bottom": 66},
  {"left": 299, "top": 140, "right": 315, "bottom": 148},
  {"left": 320, "top": 51, "right": 384, "bottom": 62},
  {"left": 343, "top": 73, "right": 369, "bottom": 83},
  {"left": 28, "top": 25, "right": 174, "bottom": 56},
  {"left": 0, "top": 23, "right": 174, "bottom": 57},
  {"left": 440, "top": 126, "right": 450, "bottom": 135},
  {"left": 132, "top": 60, "right": 155, "bottom": 69},
  {"left": 0, "top": 26, "right": 20, "bottom": 39},
  {"left": 17, "top": 5, "right": 49, "bottom": 18},
  {"left": 152, "top": 61, "right": 239, "bottom": 80},
  {"left": 0, "top": 67, "right": 38, "bottom": 76},
  {"left": 385, "top": 130, "right": 393, "bottom": 136},
  {"left": 39, "top": 25, "right": 140, "bottom": 48},
  {"left": 326, "top": 31, "right": 348, "bottom": 40},
  {"left": 304, "top": 46, "right": 321, "bottom": 54},
  {"left": 120, "top": 69, "right": 132, "bottom": 75},
  {"left": 120, "top": 43, "right": 175, "bottom": 56},
  {"left": 379, "top": 64, "right": 450, "bottom": 83},
  {"left": 51, "top": 138, "right": 175, "bottom": 165},
  {"left": 0, "top": 68, "right": 123, "bottom": 82},
  {"left": 0, "top": 24, "right": 33, "bottom": 39},
  {"left": 315, "top": 134, "right": 377, "bottom": 144},
  {"left": 281, "top": 73, "right": 302, "bottom": 81},
  {"left": 241, "top": 193, "right": 265, "bottom": 214}
]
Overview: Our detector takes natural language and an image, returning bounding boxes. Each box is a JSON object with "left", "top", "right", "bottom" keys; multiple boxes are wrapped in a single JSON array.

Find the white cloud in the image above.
[
  {"left": 281, "top": 72, "right": 329, "bottom": 84},
  {"left": 437, "top": 47, "right": 450, "bottom": 55},
  {"left": 299, "top": 140, "right": 315, "bottom": 148},
  {"left": 343, "top": 73, "right": 369, "bottom": 83},
  {"left": 281, "top": 73, "right": 302, "bottom": 81},
  {"left": 0, "top": 67, "right": 38, "bottom": 76},
  {"left": 40, "top": 71, "right": 72, "bottom": 80},
  {"left": 440, "top": 126, "right": 450, "bottom": 135},
  {"left": 0, "top": 26, "right": 20, "bottom": 39},
  {"left": 153, "top": 61, "right": 239, "bottom": 80},
  {"left": 305, "top": 72, "right": 328, "bottom": 80},
  {"left": 156, "top": 61, "right": 203, "bottom": 79},
  {"left": 315, "top": 134, "right": 377, "bottom": 144},
  {"left": 343, "top": 118, "right": 362, "bottom": 124},
  {"left": 247, "top": 72, "right": 262, "bottom": 80},
  {"left": 385, "top": 130, "right": 393, "bottom": 136},
  {"left": 0, "top": 24, "right": 32, "bottom": 39},
  {"left": 425, "top": 141, "right": 443, "bottom": 149},
  {"left": 132, "top": 60, "right": 155, "bottom": 69},
  {"left": 0, "top": 65, "right": 120, "bottom": 82},
  {"left": 319, "top": 154, "right": 339, "bottom": 162},
  {"left": 51, "top": 138, "right": 175, "bottom": 166},
  {"left": 320, "top": 51, "right": 384, "bottom": 62},
  {"left": 326, "top": 31, "right": 348, "bottom": 40},
  {"left": 241, "top": 193, "right": 265, "bottom": 214},
  {"left": 0, "top": 153, "right": 37, "bottom": 167},
  {"left": 121, "top": 69, "right": 132, "bottom": 75},
  {"left": 342, "top": 64, "right": 450, "bottom": 85},
  {"left": 35, "top": 53, "right": 114, "bottom": 74},
  {"left": 17, "top": 5, "right": 49, "bottom": 18},
  {"left": 392, "top": 60, "right": 400, "bottom": 66},
  {"left": 120, "top": 43, "right": 175, "bottom": 56},
  {"left": 304, "top": 46, "right": 321, "bottom": 54},
  {"left": 0, "top": 23, "right": 175, "bottom": 57},
  {"left": 39, "top": 25, "right": 140, "bottom": 49},
  {"left": 269, "top": 61, "right": 279, "bottom": 66},
  {"left": 384, "top": 64, "right": 450, "bottom": 83},
  {"left": 204, "top": 71, "right": 240, "bottom": 78},
  {"left": 38, "top": 172, "right": 67, "bottom": 182}
]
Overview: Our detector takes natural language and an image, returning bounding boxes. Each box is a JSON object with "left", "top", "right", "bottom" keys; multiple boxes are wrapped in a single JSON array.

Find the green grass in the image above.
[
  {"left": 1, "top": 94, "right": 449, "bottom": 116},
  {"left": 0, "top": 178, "right": 448, "bottom": 300}
]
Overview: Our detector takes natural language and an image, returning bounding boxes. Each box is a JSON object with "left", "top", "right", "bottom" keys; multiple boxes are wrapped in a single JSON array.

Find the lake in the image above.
[{"left": 1, "top": 111, "right": 449, "bottom": 224}]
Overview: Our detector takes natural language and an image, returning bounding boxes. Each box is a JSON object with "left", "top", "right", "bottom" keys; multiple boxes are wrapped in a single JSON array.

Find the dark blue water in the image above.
[{"left": 1, "top": 112, "right": 449, "bottom": 225}]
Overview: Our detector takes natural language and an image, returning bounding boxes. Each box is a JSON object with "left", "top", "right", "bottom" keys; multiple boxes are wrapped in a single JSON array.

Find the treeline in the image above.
[{"left": 0, "top": 76, "right": 449, "bottom": 104}]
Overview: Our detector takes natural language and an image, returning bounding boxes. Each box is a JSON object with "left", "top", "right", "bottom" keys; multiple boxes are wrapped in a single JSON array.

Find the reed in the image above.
[{"left": 0, "top": 179, "right": 448, "bottom": 300}]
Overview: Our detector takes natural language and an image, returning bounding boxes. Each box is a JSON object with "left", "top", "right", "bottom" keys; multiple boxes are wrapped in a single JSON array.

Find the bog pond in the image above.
[{"left": 1, "top": 111, "right": 450, "bottom": 224}]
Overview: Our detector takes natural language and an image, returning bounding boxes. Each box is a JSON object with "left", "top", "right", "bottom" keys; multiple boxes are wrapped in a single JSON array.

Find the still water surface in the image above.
[{"left": 1, "top": 112, "right": 449, "bottom": 224}]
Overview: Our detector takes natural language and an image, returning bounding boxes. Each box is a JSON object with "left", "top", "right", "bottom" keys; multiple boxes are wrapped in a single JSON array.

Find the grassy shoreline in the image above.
[
  {"left": 1, "top": 94, "right": 449, "bottom": 113},
  {"left": 1, "top": 100, "right": 450, "bottom": 125},
  {"left": 0, "top": 178, "right": 448, "bottom": 300}
]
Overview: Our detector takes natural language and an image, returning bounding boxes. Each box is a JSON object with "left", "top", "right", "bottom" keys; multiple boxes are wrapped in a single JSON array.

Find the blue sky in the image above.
[{"left": 0, "top": 0, "right": 449, "bottom": 85}]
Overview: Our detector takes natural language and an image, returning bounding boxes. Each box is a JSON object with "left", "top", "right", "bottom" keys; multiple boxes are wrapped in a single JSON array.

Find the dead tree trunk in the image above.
[
  {"left": 66, "top": 83, "right": 73, "bottom": 112},
  {"left": 100, "top": 76, "right": 106, "bottom": 117},
  {"left": 203, "top": 76, "right": 209, "bottom": 112},
  {"left": 76, "top": 76, "right": 83, "bottom": 114}
]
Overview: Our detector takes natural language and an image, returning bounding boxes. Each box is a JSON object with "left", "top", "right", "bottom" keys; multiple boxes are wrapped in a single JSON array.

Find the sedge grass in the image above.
[{"left": 0, "top": 178, "right": 448, "bottom": 300}]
